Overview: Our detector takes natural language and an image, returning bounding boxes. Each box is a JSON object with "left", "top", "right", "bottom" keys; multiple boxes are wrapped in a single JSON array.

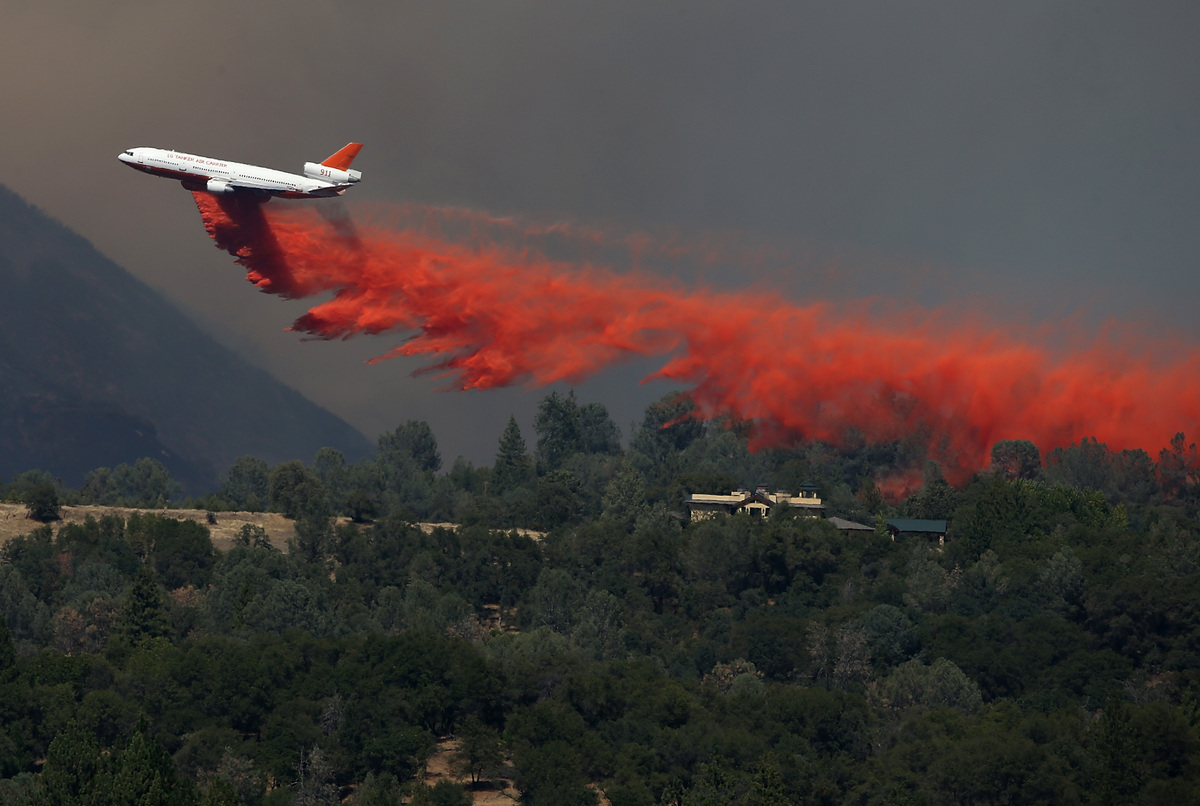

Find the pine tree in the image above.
[
  {"left": 39, "top": 721, "right": 106, "bottom": 806},
  {"left": 109, "top": 720, "right": 197, "bottom": 805},
  {"left": 115, "top": 565, "right": 172, "bottom": 646},
  {"left": 493, "top": 415, "right": 532, "bottom": 493},
  {"left": 577, "top": 401, "right": 622, "bottom": 455},
  {"left": 533, "top": 390, "right": 581, "bottom": 473}
]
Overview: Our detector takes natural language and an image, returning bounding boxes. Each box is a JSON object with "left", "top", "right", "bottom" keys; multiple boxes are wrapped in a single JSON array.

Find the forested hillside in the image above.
[
  {"left": 2, "top": 390, "right": 1199, "bottom": 804},
  {"left": 0, "top": 183, "right": 372, "bottom": 492}
]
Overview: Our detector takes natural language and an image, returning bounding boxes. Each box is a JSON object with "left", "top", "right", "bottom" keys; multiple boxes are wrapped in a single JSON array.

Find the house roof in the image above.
[
  {"left": 886, "top": 518, "right": 948, "bottom": 534},
  {"left": 827, "top": 517, "right": 873, "bottom": 531}
]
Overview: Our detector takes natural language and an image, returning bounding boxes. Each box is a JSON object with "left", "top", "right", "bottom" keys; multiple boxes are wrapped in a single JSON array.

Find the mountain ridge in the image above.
[{"left": 0, "top": 184, "right": 373, "bottom": 492}]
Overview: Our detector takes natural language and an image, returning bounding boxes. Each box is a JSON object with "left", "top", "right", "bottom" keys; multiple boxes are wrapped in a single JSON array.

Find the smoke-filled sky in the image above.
[{"left": 2, "top": 2, "right": 1198, "bottom": 467}]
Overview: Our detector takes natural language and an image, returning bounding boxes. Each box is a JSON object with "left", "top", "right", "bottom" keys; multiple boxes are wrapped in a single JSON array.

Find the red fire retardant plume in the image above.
[{"left": 192, "top": 192, "right": 1200, "bottom": 484}]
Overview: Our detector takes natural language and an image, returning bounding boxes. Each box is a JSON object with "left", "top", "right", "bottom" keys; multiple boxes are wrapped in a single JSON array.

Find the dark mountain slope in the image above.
[{"left": 0, "top": 184, "right": 372, "bottom": 491}]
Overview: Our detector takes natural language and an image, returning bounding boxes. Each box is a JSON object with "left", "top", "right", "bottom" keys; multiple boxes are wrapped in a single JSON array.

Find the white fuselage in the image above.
[{"left": 118, "top": 147, "right": 357, "bottom": 198}]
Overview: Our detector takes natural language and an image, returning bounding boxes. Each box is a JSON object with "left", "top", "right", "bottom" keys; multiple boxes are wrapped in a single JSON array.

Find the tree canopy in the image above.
[{"left": 3, "top": 397, "right": 1200, "bottom": 803}]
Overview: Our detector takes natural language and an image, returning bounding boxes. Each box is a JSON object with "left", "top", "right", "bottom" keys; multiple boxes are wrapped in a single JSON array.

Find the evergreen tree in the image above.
[
  {"left": 577, "top": 402, "right": 622, "bottom": 455},
  {"left": 220, "top": 455, "right": 270, "bottom": 511},
  {"left": 534, "top": 391, "right": 582, "bottom": 473},
  {"left": 38, "top": 721, "right": 105, "bottom": 806},
  {"left": 748, "top": 757, "right": 788, "bottom": 806},
  {"left": 379, "top": 420, "right": 442, "bottom": 474},
  {"left": 629, "top": 392, "right": 705, "bottom": 483},
  {"left": 1044, "top": 437, "right": 1117, "bottom": 493},
  {"left": 1091, "top": 697, "right": 1143, "bottom": 803},
  {"left": 108, "top": 721, "right": 197, "bottom": 806},
  {"left": 493, "top": 415, "right": 532, "bottom": 493},
  {"left": 600, "top": 465, "right": 648, "bottom": 529},
  {"left": 904, "top": 464, "right": 958, "bottom": 519},
  {"left": 1159, "top": 432, "right": 1200, "bottom": 502},
  {"left": 312, "top": 447, "right": 348, "bottom": 510},
  {"left": 39, "top": 719, "right": 197, "bottom": 805},
  {"left": 354, "top": 773, "right": 404, "bottom": 805},
  {"left": 115, "top": 565, "right": 172, "bottom": 646},
  {"left": 532, "top": 470, "right": 585, "bottom": 530},
  {"left": 293, "top": 499, "right": 334, "bottom": 565}
]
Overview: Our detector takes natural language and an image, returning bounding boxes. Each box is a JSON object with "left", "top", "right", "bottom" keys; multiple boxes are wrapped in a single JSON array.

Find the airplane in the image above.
[{"left": 117, "top": 142, "right": 364, "bottom": 199}]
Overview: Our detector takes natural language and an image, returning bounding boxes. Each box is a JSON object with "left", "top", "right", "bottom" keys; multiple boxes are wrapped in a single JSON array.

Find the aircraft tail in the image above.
[{"left": 321, "top": 142, "right": 364, "bottom": 171}]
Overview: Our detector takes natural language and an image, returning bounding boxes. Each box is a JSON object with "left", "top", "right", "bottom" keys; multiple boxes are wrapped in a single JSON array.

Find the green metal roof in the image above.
[{"left": 886, "top": 518, "right": 948, "bottom": 534}]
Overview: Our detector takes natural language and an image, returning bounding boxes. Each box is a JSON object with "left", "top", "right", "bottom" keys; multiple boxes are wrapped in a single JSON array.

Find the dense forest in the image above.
[{"left": 2, "top": 390, "right": 1200, "bottom": 804}]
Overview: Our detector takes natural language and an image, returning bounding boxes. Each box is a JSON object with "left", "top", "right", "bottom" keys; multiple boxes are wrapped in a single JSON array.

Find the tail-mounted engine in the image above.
[{"left": 303, "top": 163, "right": 362, "bottom": 184}]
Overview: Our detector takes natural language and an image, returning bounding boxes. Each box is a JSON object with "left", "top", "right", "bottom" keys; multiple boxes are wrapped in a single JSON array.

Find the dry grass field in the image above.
[{"left": 0, "top": 502, "right": 295, "bottom": 552}]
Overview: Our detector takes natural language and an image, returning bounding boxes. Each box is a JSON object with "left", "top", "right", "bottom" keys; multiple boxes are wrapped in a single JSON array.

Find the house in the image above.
[
  {"left": 685, "top": 484, "right": 824, "bottom": 521},
  {"left": 886, "top": 518, "right": 948, "bottom": 544}
]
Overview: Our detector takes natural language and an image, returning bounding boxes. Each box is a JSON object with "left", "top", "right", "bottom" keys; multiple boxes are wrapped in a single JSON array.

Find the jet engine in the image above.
[
  {"left": 205, "top": 179, "right": 235, "bottom": 194},
  {"left": 303, "top": 163, "right": 362, "bottom": 184}
]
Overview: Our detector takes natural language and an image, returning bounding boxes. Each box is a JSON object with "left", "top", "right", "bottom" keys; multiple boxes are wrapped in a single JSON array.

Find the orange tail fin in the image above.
[{"left": 321, "top": 142, "right": 363, "bottom": 171}]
